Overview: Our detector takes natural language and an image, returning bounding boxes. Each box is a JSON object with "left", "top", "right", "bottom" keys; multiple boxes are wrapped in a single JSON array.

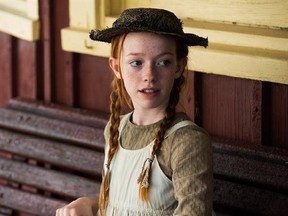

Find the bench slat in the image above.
[
  {"left": 0, "top": 108, "right": 105, "bottom": 150},
  {"left": 0, "top": 129, "right": 104, "bottom": 175},
  {"left": 0, "top": 185, "right": 68, "bottom": 216},
  {"left": 214, "top": 179, "right": 288, "bottom": 216},
  {"left": 0, "top": 157, "right": 100, "bottom": 199},
  {"left": 214, "top": 151, "right": 288, "bottom": 191},
  {"left": 7, "top": 97, "right": 108, "bottom": 129},
  {"left": 213, "top": 141, "right": 288, "bottom": 163}
]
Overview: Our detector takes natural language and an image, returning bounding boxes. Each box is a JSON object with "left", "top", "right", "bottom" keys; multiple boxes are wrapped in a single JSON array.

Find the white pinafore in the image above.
[{"left": 104, "top": 113, "right": 215, "bottom": 215}]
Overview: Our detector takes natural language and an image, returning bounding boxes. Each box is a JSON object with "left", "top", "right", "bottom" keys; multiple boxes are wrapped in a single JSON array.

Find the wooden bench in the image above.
[
  {"left": 0, "top": 98, "right": 287, "bottom": 216},
  {"left": 0, "top": 98, "right": 107, "bottom": 216},
  {"left": 213, "top": 141, "right": 288, "bottom": 216}
]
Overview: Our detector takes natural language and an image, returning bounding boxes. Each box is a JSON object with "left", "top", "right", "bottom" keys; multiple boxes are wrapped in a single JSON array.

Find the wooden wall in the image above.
[{"left": 0, "top": 0, "right": 287, "bottom": 152}]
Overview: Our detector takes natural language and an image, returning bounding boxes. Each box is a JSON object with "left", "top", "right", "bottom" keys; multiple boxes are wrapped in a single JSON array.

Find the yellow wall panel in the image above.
[
  {"left": 61, "top": 0, "right": 288, "bottom": 84},
  {"left": 69, "top": 0, "right": 98, "bottom": 28},
  {"left": 123, "top": 0, "right": 288, "bottom": 29},
  {"left": 0, "top": 0, "right": 39, "bottom": 41}
]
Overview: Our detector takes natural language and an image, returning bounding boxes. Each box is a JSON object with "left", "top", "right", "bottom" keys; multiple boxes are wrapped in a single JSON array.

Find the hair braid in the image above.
[
  {"left": 138, "top": 72, "right": 185, "bottom": 201},
  {"left": 153, "top": 75, "right": 184, "bottom": 154},
  {"left": 99, "top": 78, "right": 122, "bottom": 215},
  {"left": 108, "top": 79, "right": 123, "bottom": 164},
  {"left": 99, "top": 35, "right": 127, "bottom": 215},
  {"left": 138, "top": 37, "right": 187, "bottom": 201}
]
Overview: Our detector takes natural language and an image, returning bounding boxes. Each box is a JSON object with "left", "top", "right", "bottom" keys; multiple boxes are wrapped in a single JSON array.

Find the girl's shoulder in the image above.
[
  {"left": 172, "top": 112, "right": 205, "bottom": 131},
  {"left": 169, "top": 112, "right": 211, "bottom": 141}
]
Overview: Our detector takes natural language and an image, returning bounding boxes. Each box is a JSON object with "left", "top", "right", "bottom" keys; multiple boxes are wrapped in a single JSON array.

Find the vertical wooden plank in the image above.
[
  {"left": 35, "top": 40, "right": 44, "bottom": 100},
  {"left": 271, "top": 83, "right": 288, "bottom": 149},
  {"left": 78, "top": 55, "right": 112, "bottom": 113},
  {"left": 53, "top": 0, "right": 75, "bottom": 106},
  {"left": 39, "top": 0, "right": 54, "bottom": 102},
  {"left": 262, "top": 82, "right": 272, "bottom": 146},
  {"left": 200, "top": 73, "right": 257, "bottom": 144},
  {"left": 251, "top": 81, "right": 262, "bottom": 145},
  {"left": 16, "top": 40, "right": 37, "bottom": 100},
  {"left": 180, "top": 71, "right": 196, "bottom": 121},
  {"left": 193, "top": 72, "right": 203, "bottom": 125},
  {"left": 0, "top": 33, "right": 14, "bottom": 107}
]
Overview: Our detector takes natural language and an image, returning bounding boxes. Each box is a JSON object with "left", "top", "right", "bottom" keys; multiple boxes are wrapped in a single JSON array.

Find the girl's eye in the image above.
[
  {"left": 130, "top": 60, "right": 142, "bottom": 67},
  {"left": 158, "top": 60, "right": 171, "bottom": 66}
]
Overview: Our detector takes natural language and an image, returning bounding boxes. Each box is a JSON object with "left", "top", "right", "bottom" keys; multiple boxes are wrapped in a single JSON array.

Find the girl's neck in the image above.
[{"left": 131, "top": 109, "right": 166, "bottom": 126}]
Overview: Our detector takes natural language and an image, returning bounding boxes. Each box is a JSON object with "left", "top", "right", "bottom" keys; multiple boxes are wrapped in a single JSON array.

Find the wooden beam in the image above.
[
  {"left": 0, "top": 0, "right": 39, "bottom": 41},
  {"left": 61, "top": 27, "right": 110, "bottom": 57}
]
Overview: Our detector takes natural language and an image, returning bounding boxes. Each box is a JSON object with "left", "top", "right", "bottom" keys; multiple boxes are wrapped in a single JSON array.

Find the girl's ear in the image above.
[
  {"left": 109, "top": 57, "right": 121, "bottom": 79},
  {"left": 174, "top": 58, "right": 186, "bottom": 79}
]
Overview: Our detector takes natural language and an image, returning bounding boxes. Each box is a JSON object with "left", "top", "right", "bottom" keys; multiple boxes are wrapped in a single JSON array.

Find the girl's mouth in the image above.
[{"left": 139, "top": 88, "right": 159, "bottom": 94}]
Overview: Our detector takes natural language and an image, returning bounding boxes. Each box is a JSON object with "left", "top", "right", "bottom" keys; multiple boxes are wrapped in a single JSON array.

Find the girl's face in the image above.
[{"left": 110, "top": 32, "right": 184, "bottom": 113}]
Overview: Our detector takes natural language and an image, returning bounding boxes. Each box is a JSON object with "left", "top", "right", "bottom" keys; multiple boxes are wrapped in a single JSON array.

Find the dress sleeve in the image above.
[{"left": 171, "top": 126, "right": 213, "bottom": 216}]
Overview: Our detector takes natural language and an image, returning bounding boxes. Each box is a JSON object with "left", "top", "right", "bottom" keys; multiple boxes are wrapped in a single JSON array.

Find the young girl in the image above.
[{"left": 56, "top": 8, "right": 213, "bottom": 216}]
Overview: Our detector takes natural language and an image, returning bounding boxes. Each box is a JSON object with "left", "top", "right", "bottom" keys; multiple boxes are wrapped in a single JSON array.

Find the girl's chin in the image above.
[{"left": 134, "top": 101, "right": 167, "bottom": 111}]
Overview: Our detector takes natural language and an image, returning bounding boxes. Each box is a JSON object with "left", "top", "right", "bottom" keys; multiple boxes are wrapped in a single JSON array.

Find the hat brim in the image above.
[{"left": 89, "top": 27, "right": 208, "bottom": 47}]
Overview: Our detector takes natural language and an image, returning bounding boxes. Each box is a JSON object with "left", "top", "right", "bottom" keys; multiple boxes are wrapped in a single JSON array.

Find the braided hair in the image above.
[{"left": 99, "top": 34, "right": 188, "bottom": 214}]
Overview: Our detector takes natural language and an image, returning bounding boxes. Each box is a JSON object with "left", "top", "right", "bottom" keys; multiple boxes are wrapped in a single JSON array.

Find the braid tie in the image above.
[
  {"left": 100, "top": 164, "right": 110, "bottom": 211},
  {"left": 137, "top": 156, "right": 155, "bottom": 187},
  {"left": 137, "top": 155, "right": 155, "bottom": 201}
]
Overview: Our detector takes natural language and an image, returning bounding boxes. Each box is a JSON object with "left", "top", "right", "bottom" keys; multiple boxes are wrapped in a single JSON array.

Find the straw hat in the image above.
[{"left": 89, "top": 8, "right": 208, "bottom": 47}]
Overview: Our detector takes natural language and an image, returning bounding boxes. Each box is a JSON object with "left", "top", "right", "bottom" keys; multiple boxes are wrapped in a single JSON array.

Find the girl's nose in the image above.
[{"left": 143, "top": 64, "right": 156, "bottom": 82}]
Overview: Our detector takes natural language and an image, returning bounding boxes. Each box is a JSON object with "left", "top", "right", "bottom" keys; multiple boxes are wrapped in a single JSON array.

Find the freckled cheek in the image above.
[
  {"left": 122, "top": 76, "right": 138, "bottom": 94},
  {"left": 123, "top": 74, "right": 137, "bottom": 85},
  {"left": 122, "top": 70, "right": 141, "bottom": 83}
]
